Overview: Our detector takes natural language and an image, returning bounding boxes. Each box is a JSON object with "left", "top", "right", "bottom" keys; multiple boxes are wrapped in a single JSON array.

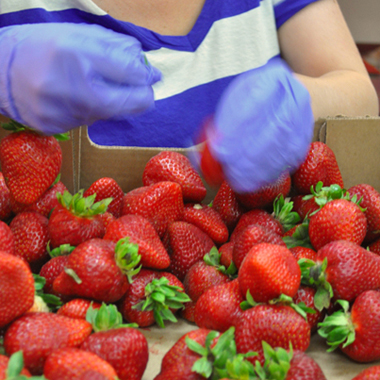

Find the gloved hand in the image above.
[
  {"left": 0, "top": 23, "right": 161, "bottom": 135},
  {"left": 197, "top": 58, "right": 314, "bottom": 194}
]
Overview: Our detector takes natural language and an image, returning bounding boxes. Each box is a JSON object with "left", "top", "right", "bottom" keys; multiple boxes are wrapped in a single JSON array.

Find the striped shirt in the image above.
[{"left": 0, "top": 0, "right": 318, "bottom": 147}]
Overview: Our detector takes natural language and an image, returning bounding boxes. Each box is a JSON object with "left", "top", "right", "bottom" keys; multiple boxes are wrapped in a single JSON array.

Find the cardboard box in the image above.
[{"left": 56, "top": 116, "right": 380, "bottom": 199}]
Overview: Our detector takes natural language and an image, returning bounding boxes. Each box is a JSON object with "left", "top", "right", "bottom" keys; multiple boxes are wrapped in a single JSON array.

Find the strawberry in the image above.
[
  {"left": 121, "top": 181, "right": 184, "bottom": 238},
  {"left": 53, "top": 238, "right": 141, "bottom": 303},
  {"left": 318, "top": 290, "right": 380, "bottom": 362},
  {"left": 300, "top": 240, "right": 380, "bottom": 310},
  {"left": 84, "top": 177, "right": 124, "bottom": 218},
  {"left": 0, "top": 351, "right": 32, "bottom": 378},
  {"left": 211, "top": 180, "right": 245, "bottom": 232},
  {"left": 10, "top": 180, "right": 68, "bottom": 217},
  {"left": 308, "top": 198, "right": 367, "bottom": 251},
  {"left": 0, "top": 122, "right": 63, "bottom": 205},
  {"left": 182, "top": 203, "right": 229, "bottom": 246},
  {"left": 164, "top": 221, "right": 216, "bottom": 281},
  {"left": 81, "top": 303, "right": 149, "bottom": 380},
  {"left": 104, "top": 214, "right": 170, "bottom": 270},
  {"left": 98, "top": 211, "right": 116, "bottom": 231},
  {"left": 0, "top": 221, "right": 14, "bottom": 255},
  {"left": 142, "top": 151, "right": 207, "bottom": 203},
  {"left": 10, "top": 211, "right": 49, "bottom": 265},
  {"left": 118, "top": 269, "right": 190, "bottom": 327},
  {"left": 230, "top": 209, "right": 283, "bottom": 243},
  {"left": 4, "top": 312, "right": 92, "bottom": 374},
  {"left": 233, "top": 224, "right": 287, "bottom": 269},
  {"left": 348, "top": 183, "right": 380, "bottom": 244},
  {"left": 238, "top": 243, "right": 301, "bottom": 303},
  {"left": 235, "top": 171, "right": 291, "bottom": 210},
  {"left": 218, "top": 241, "right": 234, "bottom": 269},
  {"left": 352, "top": 365, "right": 380, "bottom": 379},
  {"left": 369, "top": 238, "right": 380, "bottom": 255},
  {"left": 0, "top": 252, "right": 35, "bottom": 328},
  {"left": 0, "top": 172, "right": 12, "bottom": 221},
  {"left": 285, "top": 349, "right": 327, "bottom": 380},
  {"left": 43, "top": 347, "right": 118, "bottom": 380},
  {"left": 291, "top": 194, "right": 320, "bottom": 221},
  {"left": 57, "top": 299, "right": 102, "bottom": 320},
  {"left": 235, "top": 303, "right": 311, "bottom": 365},
  {"left": 290, "top": 246, "right": 317, "bottom": 261},
  {"left": 194, "top": 279, "right": 244, "bottom": 332},
  {"left": 183, "top": 247, "right": 232, "bottom": 305},
  {"left": 155, "top": 328, "right": 214, "bottom": 380},
  {"left": 292, "top": 141, "right": 344, "bottom": 195},
  {"left": 48, "top": 190, "right": 111, "bottom": 248}
]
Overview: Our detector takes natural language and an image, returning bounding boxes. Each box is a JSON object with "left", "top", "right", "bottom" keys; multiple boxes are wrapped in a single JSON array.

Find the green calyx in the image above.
[
  {"left": 299, "top": 258, "right": 333, "bottom": 311},
  {"left": 33, "top": 274, "right": 62, "bottom": 311},
  {"left": 189, "top": 327, "right": 258, "bottom": 380},
  {"left": 114, "top": 237, "right": 142, "bottom": 283},
  {"left": 5, "top": 351, "right": 47, "bottom": 380},
  {"left": 86, "top": 303, "right": 137, "bottom": 332},
  {"left": 204, "top": 247, "right": 237, "bottom": 278},
  {"left": 317, "top": 300, "right": 355, "bottom": 352},
  {"left": 282, "top": 220, "right": 313, "bottom": 249},
  {"left": 47, "top": 242, "right": 76, "bottom": 258},
  {"left": 273, "top": 195, "right": 301, "bottom": 232},
  {"left": 132, "top": 276, "right": 191, "bottom": 328},
  {"left": 1, "top": 119, "right": 70, "bottom": 141},
  {"left": 56, "top": 190, "right": 113, "bottom": 217},
  {"left": 253, "top": 342, "right": 293, "bottom": 380}
]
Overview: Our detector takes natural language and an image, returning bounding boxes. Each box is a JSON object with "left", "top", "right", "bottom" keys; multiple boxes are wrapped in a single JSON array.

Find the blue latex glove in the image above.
[
  {"left": 0, "top": 23, "right": 161, "bottom": 135},
  {"left": 200, "top": 58, "right": 314, "bottom": 194}
]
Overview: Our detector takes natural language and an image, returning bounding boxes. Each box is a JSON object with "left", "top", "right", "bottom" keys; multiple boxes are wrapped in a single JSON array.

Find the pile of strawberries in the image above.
[{"left": 1, "top": 121, "right": 380, "bottom": 380}]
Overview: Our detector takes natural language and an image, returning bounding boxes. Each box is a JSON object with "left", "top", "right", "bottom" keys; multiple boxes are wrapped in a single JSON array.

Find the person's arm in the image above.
[{"left": 278, "top": 0, "right": 379, "bottom": 118}]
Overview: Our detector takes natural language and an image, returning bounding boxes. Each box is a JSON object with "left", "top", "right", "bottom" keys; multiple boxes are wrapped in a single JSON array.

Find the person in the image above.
[{"left": 0, "top": 0, "right": 378, "bottom": 193}]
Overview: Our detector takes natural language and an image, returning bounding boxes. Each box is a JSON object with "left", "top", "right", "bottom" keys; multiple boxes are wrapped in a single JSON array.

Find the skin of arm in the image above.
[{"left": 278, "top": 0, "right": 379, "bottom": 119}]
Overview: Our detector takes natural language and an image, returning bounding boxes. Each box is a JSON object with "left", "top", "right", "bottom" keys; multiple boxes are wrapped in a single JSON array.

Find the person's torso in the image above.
[{"left": 0, "top": 0, "right": 316, "bottom": 148}]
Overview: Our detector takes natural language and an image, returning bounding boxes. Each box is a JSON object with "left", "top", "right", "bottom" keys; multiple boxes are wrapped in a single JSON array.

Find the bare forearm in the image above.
[{"left": 295, "top": 70, "right": 379, "bottom": 120}]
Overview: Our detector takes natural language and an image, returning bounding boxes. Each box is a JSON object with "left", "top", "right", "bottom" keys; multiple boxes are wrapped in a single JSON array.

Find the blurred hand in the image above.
[
  {"left": 198, "top": 58, "right": 314, "bottom": 193},
  {"left": 0, "top": 23, "right": 161, "bottom": 135}
]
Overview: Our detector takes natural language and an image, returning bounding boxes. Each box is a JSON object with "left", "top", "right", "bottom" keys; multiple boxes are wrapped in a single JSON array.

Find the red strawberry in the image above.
[
  {"left": 291, "top": 194, "right": 320, "bottom": 221},
  {"left": 235, "top": 171, "right": 291, "bottom": 210},
  {"left": 84, "top": 177, "right": 124, "bottom": 218},
  {"left": 301, "top": 240, "right": 380, "bottom": 309},
  {"left": 308, "top": 198, "right": 367, "bottom": 250},
  {"left": 53, "top": 238, "right": 141, "bottom": 303},
  {"left": 0, "top": 172, "right": 12, "bottom": 221},
  {"left": 0, "top": 252, "right": 35, "bottom": 328},
  {"left": 230, "top": 209, "right": 283, "bottom": 243},
  {"left": 104, "top": 214, "right": 170, "bottom": 270},
  {"left": 290, "top": 246, "right": 317, "bottom": 262},
  {"left": 10, "top": 180, "right": 68, "bottom": 217},
  {"left": 81, "top": 303, "right": 149, "bottom": 380},
  {"left": 211, "top": 180, "right": 245, "bottom": 232},
  {"left": 293, "top": 285, "right": 325, "bottom": 333},
  {"left": 164, "top": 221, "right": 216, "bottom": 281},
  {"left": 0, "top": 352, "right": 32, "bottom": 378},
  {"left": 218, "top": 241, "right": 234, "bottom": 269},
  {"left": 0, "top": 125, "right": 63, "bottom": 205},
  {"left": 121, "top": 181, "right": 184, "bottom": 237},
  {"left": 155, "top": 328, "right": 215, "bottom": 380},
  {"left": 98, "top": 211, "right": 116, "bottom": 231},
  {"left": 238, "top": 243, "right": 301, "bottom": 302},
  {"left": 232, "top": 224, "right": 286, "bottom": 269},
  {"left": 118, "top": 268, "right": 189, "bottom": 327},
  {"left": 183, "top": 247, "right": 232, "bottom": 304},
  {"left": 0, "top": 221, "right": 14, "bottom": 255},
  {"left": 4, "top": 312, "right": 92, "bottom": 374},
  {"left": 369, "top": 238, "right": 380, "bottom": 255},
  {"left": 143, "top": 151, "right": 207, "bottom": 203},
  {"left": 318, "top": 290, "right": 380, "bottom": 362},
  {"left": 43, "top": 347, "right": 118, "bottom": 380},
  {"left": 235, "top": 304, "right": 311, "bottom": 365},
  {"left": 292, "top": 141, "right": 344, "bottom": 195},
  {"left": 10, "top": 211, "right": 49, "bottom": 265},
  {"left": 352, "top": 365, "right": 380, "bottom": 379},
  {"left": 348, "top": 183, "right": 380, "bottom": 244},
  {"left": 57, "top": 299, "right": 102, "bottom": 320},
  {"left": 48, "top": 190, "right": 111, "bottom": 248},
  {"left": 194, "top": 279, "right": 244, "bottom": 332},
  {"left": 183, "top": 203, "right": 229, "bottom": 246}
]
